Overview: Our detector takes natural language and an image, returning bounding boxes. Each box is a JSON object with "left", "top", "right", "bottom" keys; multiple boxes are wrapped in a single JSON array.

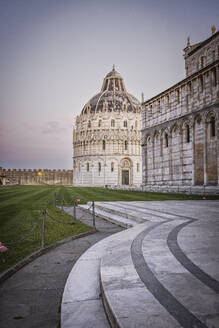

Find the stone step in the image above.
[
  {"left": 61, "top": 223, "right": 148, "bottom": 328},
  {"left": 93, "top": 202, "right": 146, "bottom": 224},
  {"left": 79, "top": 203, "right": 138, "bottom": 228},
  {"left": 62, "top": 201, "right": 219, "bottom": 328},
  {"left": 100, "top": 217, "right": 219, "bottom": 328}
]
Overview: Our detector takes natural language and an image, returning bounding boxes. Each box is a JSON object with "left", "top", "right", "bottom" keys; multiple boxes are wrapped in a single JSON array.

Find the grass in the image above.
[
  {"left": 0, "top": 186, "right": 92, "bottom": 273},
  {"left": 0, "top": 185, "right": 218, "bottom": 274}
]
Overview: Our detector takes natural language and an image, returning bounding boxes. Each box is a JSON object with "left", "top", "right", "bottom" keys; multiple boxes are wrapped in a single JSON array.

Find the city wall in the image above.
[{"left": 0, "top": 167, "right": 73, "bottom": 186}]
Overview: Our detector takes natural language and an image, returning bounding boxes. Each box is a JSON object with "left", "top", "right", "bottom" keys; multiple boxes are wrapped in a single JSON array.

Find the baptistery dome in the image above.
[
  {"left": 73, "top": 67, "right": 142, "bottom": 187},
  {"left": 81, "top": 66, "right": 140, "bottom": 115}
]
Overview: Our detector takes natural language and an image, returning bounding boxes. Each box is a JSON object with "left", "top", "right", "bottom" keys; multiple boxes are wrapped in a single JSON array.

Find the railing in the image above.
[
  {"left": 0, "top": 206, "right": 77, "bottom": 264},
  {"left": 54, "top": 192, "right": 96, "bottom": 229}
]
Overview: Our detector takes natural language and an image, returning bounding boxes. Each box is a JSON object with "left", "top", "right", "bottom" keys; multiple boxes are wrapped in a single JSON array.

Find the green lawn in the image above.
[{"left": 0, "top": 185, "right": 218, "bottom": 274}]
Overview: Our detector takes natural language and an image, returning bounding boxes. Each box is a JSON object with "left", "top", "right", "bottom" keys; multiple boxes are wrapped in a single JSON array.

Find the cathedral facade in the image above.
[
  {"left": 73, "top": 67, "right": 142, "bottom": 186},
  {"left": 142, "top": 28, "right": 219, "bottom": 189}
]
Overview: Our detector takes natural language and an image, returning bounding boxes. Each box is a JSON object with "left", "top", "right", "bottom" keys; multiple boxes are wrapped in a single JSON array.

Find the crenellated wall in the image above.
[{"left": 0, "top": 167, "right": 73, "bottom": 185}]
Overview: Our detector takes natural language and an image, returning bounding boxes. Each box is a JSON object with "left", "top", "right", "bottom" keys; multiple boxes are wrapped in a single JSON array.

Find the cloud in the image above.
[{"left": 1, "top": 115, "right": 73, "bottom": 168}]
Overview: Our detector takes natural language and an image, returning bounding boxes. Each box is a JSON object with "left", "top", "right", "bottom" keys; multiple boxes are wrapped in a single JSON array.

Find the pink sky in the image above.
[{"left": 1, "top": 0, "right": 218, "bottom": 169}]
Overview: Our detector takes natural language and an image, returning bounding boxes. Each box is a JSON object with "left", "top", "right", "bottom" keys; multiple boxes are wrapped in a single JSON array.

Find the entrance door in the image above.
[{"left": 122, "top": 170, "right": 129, "bottom": 185}]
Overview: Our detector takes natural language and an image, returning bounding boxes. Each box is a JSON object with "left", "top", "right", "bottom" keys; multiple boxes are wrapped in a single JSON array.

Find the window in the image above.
[
  {"left": 124, "top": 120, "right": 127, "bottom": 128},
  {"left": 98, "top": 162, "right": 101, "bottom": 172},
  {"left": 166, "top": 95, "right": 169, "bottom": 105},
  {"left": 88, "top": 121, "right": 91, "bottom": 128},
  {"left": 111, "top": 119, "right": 115, "bottom": 127},
  {"left": 199, "top": 75, "right": 204, "bottom": 92},
  {"left": 111, "top": 162, "right": 114, "bottom": 172},
  {"left": 158, "top": 99, "right": 160, "bottom": 110},
  {"left": 165, "top": 133, "right": 168, "bottom": 148},
  {"left": 212, "top": 50, "right": 215, "bottom": 61},
  {"left": 87, "top": 163, "right": 89, "bottom": 172},
  {"left": 176, "top": 89, "right": 180, "bottom": 104},
  {"left": 98, "top": 120, "right": 102, "bottom": 127},
  {"left": 135, "top": 121, "right": 138, "bottom": 128},
  {"left": 210, "top": 117, "right": 216, "bottom": 137},
  {"left": 103, "top": 140, "right": 106, "bottom": 150},
  {"left": 137, "top": 163, "right": 140, "bottom": 172},
  {"left": 212, "top": 68, "right": 217, "bottom": 87},
  {"left": 186, "top": 125, "right": 190, "bottom": 143},
  {"left": 79, "top": 163, "right": 80, "bottom": 172},
  {"left": 188, "top": 82, "right": 192, "bottom": 94},
  {"left": 125, "top": 141, "right": 128, "bottom": 150},
  {"left": 200, "top": 56, "right": 204, "bottom": 68}
]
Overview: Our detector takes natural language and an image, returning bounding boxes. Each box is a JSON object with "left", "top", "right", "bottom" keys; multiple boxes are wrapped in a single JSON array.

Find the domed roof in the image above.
[{"left": 81, "top": 67, "right": 140, "bottom": 115}]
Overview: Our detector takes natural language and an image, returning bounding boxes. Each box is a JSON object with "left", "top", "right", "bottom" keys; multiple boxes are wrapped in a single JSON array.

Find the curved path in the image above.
[
  {"left": 0, "top": 208, "right": 123, "bottom": 328},
  {"left": 98, "top": 201, "right": 219, "bottom": 328}
]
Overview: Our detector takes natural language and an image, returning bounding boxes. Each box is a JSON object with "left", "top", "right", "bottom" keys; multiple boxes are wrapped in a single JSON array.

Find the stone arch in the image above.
[
  {"left": 170, "top": 123, "right": 179, "bottom": 135},
  {"left": 171, "top": 124, "right": 181, "bottom": 184},
  {"left": 119, "top": 157, "right": 133, "bottom": 186},
  {"left": 182, "top": 119, "right": 191, "bottom": 144}
]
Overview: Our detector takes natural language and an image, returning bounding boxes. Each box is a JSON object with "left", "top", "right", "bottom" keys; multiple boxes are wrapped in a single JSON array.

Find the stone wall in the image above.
[
  {"left": 142, "top": 31, "right": 219, "bottom": 187},
  {"left": 0, "top": 167, "right": 73, "bottom": 185},
  {"left": 108, "top": 184, "right": 219, "bottom": 195}
]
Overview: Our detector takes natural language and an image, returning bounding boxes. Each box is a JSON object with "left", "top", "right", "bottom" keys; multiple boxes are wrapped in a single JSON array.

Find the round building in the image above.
[{"left": 73, "top": 67, "right": 142, "bottom": 187}]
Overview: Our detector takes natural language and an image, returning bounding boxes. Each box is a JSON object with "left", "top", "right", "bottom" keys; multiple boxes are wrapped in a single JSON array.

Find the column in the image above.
[
  {"left": 168, "top": 133, "right": 173, "bottom": 185},
  {"left": 191, "top": 122, "right": 195, "bottom": 185},
  {"left": 203, "top": 121, "right": 207, "bottom": 185},
  {"left": 179, "top": 127, "right": 184, "bottom": 185}
]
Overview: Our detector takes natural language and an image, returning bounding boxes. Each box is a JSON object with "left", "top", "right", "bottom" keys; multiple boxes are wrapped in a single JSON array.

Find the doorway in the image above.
[{"left": 122, "top": 170, "right": 129, "bottom": 185}]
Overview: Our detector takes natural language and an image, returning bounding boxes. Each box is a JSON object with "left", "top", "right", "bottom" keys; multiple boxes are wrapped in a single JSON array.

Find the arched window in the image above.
[
  {"left": 186, "top": 125, "right": 190, "bottom": 143},
  {"left": 125, "top": 141, "right": 128, "bottom": 150},
  {"left": 88, "top": 121, "right": 91, "bottom": 128},
  {"left": 165, "top": 133, "right": 168, "bottom": 148},
  {"left": 137, "top": 163, "right": 140, "bottom": 172},
  {"left": 103, "top": 140, "right": 106, "bottom": 150},
  {"left": 212, "top": 68, "right": 217, "bottom": 87},
  {"left": 98, "top": 120, "right": 102, "bottom": 127},
  {"left": 124, "top": 120, "right": 127, "bottom": 128},
  {"left": 200, "top": 56, "right": 204, "bottom": 68},
  {"left": 176, "top": 89, "right": 180, "bottom": 104},
  {"left": 111, "top": 162, "right": 114, "bottom": 172},
  {"left": 111, "top": 119, "right": 115, "bottom": 127},
  {"left": 158, "top": 99, "right": 161, "bottom": 110},
  {"left": 199, "top": 75, "right": 204, "bottom": 92},
  {"left": 87, "top": 163, "right": 89, "bottom": 172},
  {"left": 212, "top": 50, "right": 215, "bottom": 61},
  {"left": 98, "top": 162, "right": 101, "bottom": 172},
  {"left": 210, "top": 117, "right": 216, "bottom": 137}
]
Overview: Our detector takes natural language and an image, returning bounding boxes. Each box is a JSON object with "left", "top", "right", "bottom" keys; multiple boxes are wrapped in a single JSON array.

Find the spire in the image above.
[
  {"left": 211, "top": 25, "right": 216, "bottom": 35},
  {"left": 112, "top": 64, "right": 115, "bottom": 71},
  {"left": 141, "top": 92, "right": 144, "bottom": 103},
  {"left": 187, "top": 36, "right": 190, "bottom": 47}
]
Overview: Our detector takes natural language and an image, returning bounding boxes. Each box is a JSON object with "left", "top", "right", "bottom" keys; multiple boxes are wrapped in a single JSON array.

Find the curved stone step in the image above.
[
  {"left": 93, "top": 202, "right": 146, "bottom": 224},
  {"left": 61, "top": 223, "right": 148, "bottom": 328},
  {"left": 100, "top": 217, "right": 219, "bottom": 328},
  {"left": 79, "top": 203, "right": 138, "bottom": 228}
]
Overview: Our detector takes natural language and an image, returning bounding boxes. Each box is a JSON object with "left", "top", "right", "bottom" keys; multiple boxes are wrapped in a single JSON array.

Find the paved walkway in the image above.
[
  {"left": 100, "top": 201, "right": 219, "bottom": 328},
  {"left": 1, "top": 200, "right": 219, "bottom": 328},
  {"left": 0, "top": 208, "right": 123, "bottom": 328},
  {"left": 62, "top": 200, "right": 219, "bottom": 328}
]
